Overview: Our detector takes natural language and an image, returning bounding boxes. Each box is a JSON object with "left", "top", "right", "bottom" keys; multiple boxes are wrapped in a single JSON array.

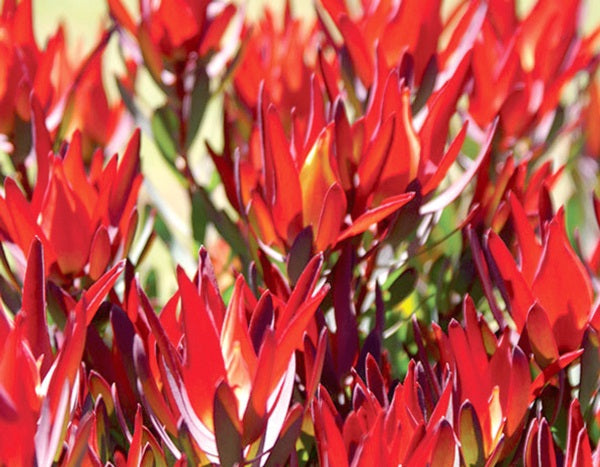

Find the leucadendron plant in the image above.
[{"left": 1, "top": 0, "right": 600, "bottom": 464}]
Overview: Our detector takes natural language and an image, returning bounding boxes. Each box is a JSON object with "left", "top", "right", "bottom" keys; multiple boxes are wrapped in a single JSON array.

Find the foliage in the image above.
[{"left": 1, "top": 0, "right": 600, "bottom": 464}]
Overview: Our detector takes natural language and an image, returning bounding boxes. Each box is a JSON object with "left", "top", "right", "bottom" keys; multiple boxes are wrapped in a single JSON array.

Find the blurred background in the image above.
[{"left": 30, "top": 0, "right": 600, "bottom": 301}]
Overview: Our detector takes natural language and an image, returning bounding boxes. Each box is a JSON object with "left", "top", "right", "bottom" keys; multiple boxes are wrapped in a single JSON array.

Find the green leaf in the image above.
[
  {"left": 566, "top": 195, "right": 585, "bottom": 249},
  {"left": 580, "top": 331, "right": 600, "bottom": 417},
  {"left": 151, "top": 105, "right": 180, "bottom": 166},
  {"left": 196, "top": 186, "right": 250, "bottom": 268},
  {"left": 154, "top": 213, "right": 173, "bottom": 245},
  {"left": 214, "top": 381, "right": 243, "bottom": 467},
  {"left": 411, "top": 56, "right": 437, "bottom": 115},
  {"left": 458, "top": 401, "right": 485, "bottom": 467},
  {"left": 191, "top": 189, "right": 208, "bottom": 246},
  {"left": 185, "top": 67, "right": 210, "bottom": 150},
  {"left": 115, "top": 77, "right": 153, "bottom": 136},
  {"left": 144, "top": 269, "right": 158, "bottom": 300},
  {"left": 0, "top": 275, "right": 21, "bottom": 315},
  {"left": 386, "top": 268, "right": 417, "bottom": 307}
]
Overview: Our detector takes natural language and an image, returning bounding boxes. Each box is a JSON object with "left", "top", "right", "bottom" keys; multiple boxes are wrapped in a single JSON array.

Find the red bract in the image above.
[
  {"left": 469, "top": 153, "right": 563, "bottom": 233},
  {"left": 216, "top": 62, "right": 496, "bottom": 255},
  {"left": 317, "top": 0, "right": 474, "bottom": 88},
  {"left": 216, "top": 89, "right": 416, "bottom": 254},
  {"left": 233, "top": 7, "right": 324, "bottom": 131},
  {"left": 584, "top": 75, "right": 600, "bottom": 158},
  {"left": 133, "top": 249, "right": 328, "bottom": 464},
  {"left": 361, "top": 51, "right": 496, "bottom": 215},
  {"left": 64, "top": 52, "right": 133, "bottom": 158},
  {"left": 108, "top": 0, "right": 236, "bottom": 80},
  {"left": 0, "top": 239, "right": 123, "bottom": 465},
  {"left": 469, "top": 0, "right": 599, "bottom": 146},
  {"left": 431, "top": 297, "right": 531, "bottom": 461},
  {"left": 0, "top": 0, "right": 124, "bottom": 156},
  {"left": 520, "top": 401, "right": 600, "bottom": 467},
  {"left": 312, "top": 356, "right": 458, "bottom": 466},
  {"left": 0, "top": 0, "right": 63, "bottom": 139},
  {"left": 0, "top": 127, "right": 141, "bottom": 282},
  {"left": 485, "top": 196, "right": 593, "bottom": 361}
]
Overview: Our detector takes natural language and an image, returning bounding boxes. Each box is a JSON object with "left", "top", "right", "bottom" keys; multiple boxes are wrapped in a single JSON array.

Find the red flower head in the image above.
[
  {"left": 109, "top": 0, "right": 237, "bottom": 80},
  {"left": 312, "top": 356, "right": 459, "bottom": 466},
  {"left": 486, "top": 197, "right": 592, "bottom": 361},
  {"left": 233, "top": 5, "right": 325, "bottom": 134},
  {"left": 0, "top": 125, "right": 142, "bottom": 283},
  {"left": 0, "top": 0, "right": 125, "bottom": 157},
  {"left": 134, "top": 250, "right": 328, "bottom": 464},
  {"left": 432, "top": 297, "right": 532, "bottom": 461},
  {"left": 0, "top": 0, "right": 40, "bottom": 135},
  {"left": 0, "top": 239, "right": 123, "bottom": 465},
  {"left": 469, "top": 0, "right": 600, "bottom": 147}
]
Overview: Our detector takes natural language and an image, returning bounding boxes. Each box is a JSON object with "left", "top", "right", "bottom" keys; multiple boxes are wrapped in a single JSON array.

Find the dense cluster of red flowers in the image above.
[{"left": 2, "top": 0, "right": 600, "bottom": 464}]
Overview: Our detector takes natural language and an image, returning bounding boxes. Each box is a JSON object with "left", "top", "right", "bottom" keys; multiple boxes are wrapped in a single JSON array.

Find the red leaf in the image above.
[
  {"left": 537, "top": 418, "right": 557, "bottom": 467},
  {"left": 109, "top": 129, "right": 141, "bottom": 225},
  {"left": 504, "top": 346, "right": 531, "bottom": 437},
  {"left": 448, "top": 319, "right": 488, "bottom": 413},
  {"left": 418, "top": 52, "right": 471, "bottom": 169},
  {"left": 127, "top": 406, "right": 144, "bottom": 467},
  {"left": 337, "top": 192, "right": 415, "bottom": 243},
  {"left": 338, "top": 14, "right": 374, "bottom": 87},
  {"left": 241, "top": 329, "right": 276, "bottom": 445},
  {"left": 43, "top": 170, "right": 94, "bottom": 275},
  {"left": 63, "top": 130, "right": 97, "bottom": 217},
  {"left": 509, "top": 193, "right": 542, "bottom": 283},
  {"left": 45, "top": 303, "right": 86, "bottom": 418},
  {"left": 82, "top": 260, "right": 125, "bottom": 325},
  {"left": 107, "top": 0, "right": 136, "bottom": 34},
  {"left": 315, "top": 183, "right": 346, "bottom": 251},
  {"left": 531, "top": 349, "right": 584, "bottom": 394},
  {"left": 312, "top": 388, "right": 349, "bottom": 467},
  {"left": 5, "top": 177, "right": 51, "bottom": 263},
  {"left": 430, "top": 419, "right": 457, "bottom": 466},
  {"left": 21, "top": 237, "right": 52, "bottom": 375},
  {"left": 420, "top": 118, "right": 497, "bottom": 214},
  {"left": 132, "top": 336, "right": 178, "bottom": 435},
  {"left": 566, "top": 399, "right": 586, "bottom": 467},
  {"left": 261, "top": 102, "right": 302, "bottom": 242},
  {"left": 299, "top": 127, "right": 341, "bottom": 231},
  {"left": 526, "top": 303, "right": 559, "bottom": 366},
  {"left": 356, "top": 115, "right": 395, "bottom": 205},
  {"left": 487, "top": 230, "right": 533, "bottom": 330},
  {"left": 30, "top": 94, "right": 51, "bottom": 215},
  {"left": 88, "top": 226, "right": 111, "bottom": 281},
  {"left": 305, "top": 328, "right": 328, "bottom": 405},
  {"left": 199, "top": 4, "right": 236, "bottom": 55},
  {"left": 531, "top": 212, "right": 592, "bottom": 353},
  {"left": 280, "top": 253, "right": 323, "bottom": 328},
  {"left": 421, "top": 122, "right": 468, "bottom": 196},
  {"left": 178, "top": 267, "right": 225, "bottom": 429},
  {"left": 247, "top": 192, "right": 280, "bottom": 248},
  {"left": 275, "top": 284, "right": 328, "bottom": 379}
]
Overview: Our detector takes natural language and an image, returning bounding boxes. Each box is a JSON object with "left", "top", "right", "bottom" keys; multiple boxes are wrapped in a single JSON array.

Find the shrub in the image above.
[{"left": 1, "top": 0, "right": 600, "bottom": 464}]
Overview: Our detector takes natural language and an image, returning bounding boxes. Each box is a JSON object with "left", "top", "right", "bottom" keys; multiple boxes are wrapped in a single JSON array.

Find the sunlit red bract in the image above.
[{"left": 0, "top": 0, "right": 599, "bottom": 464}]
